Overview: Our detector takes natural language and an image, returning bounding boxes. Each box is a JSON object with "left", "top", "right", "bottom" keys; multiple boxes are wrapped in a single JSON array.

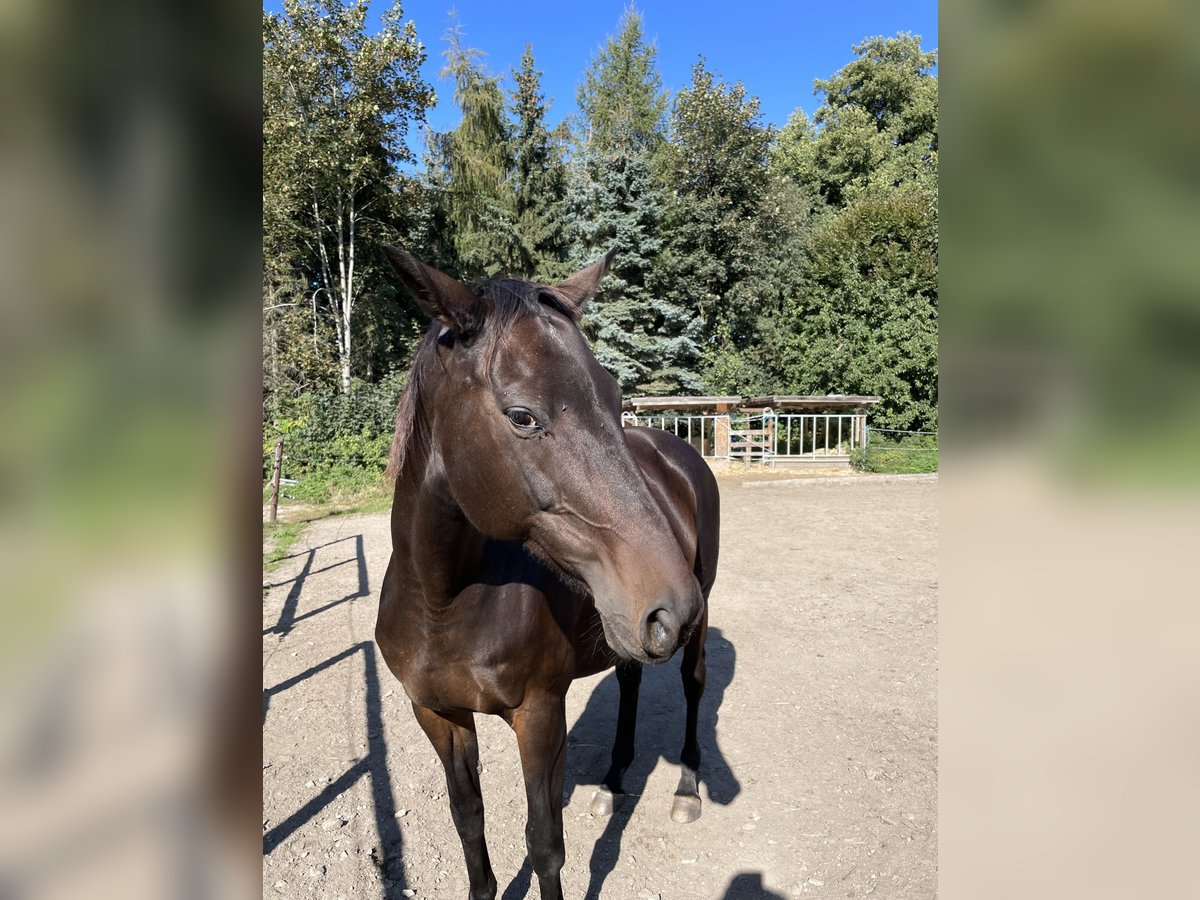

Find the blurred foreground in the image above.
[
  {"left": 942, "top": 2, "right": 1200, "bottom": 899},
  {"left": 0, "top": 2, "right": 258, "bottom": 898}
]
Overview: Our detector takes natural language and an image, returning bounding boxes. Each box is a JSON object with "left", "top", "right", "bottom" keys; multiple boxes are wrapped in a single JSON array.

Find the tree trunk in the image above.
[{"left": 313, "top": 194, "right": 353, "bottom": 395}]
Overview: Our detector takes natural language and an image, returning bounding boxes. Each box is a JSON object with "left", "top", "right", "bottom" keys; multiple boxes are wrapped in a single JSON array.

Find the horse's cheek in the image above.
[{"left": 448, "top": 440, "right": 529, "bottom": 539}]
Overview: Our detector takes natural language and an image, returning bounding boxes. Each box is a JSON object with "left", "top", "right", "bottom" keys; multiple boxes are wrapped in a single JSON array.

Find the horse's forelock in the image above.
[{"left": 477, "top": 277, "right": 581, "bottom": 325}]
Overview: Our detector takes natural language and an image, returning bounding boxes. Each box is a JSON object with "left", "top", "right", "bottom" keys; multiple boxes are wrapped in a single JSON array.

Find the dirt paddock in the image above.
[{"left": 262, "top": 474, "right": 937, "bottom": 899}]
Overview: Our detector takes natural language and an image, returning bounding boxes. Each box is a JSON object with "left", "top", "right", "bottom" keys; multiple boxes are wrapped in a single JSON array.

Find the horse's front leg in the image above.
[
  {"left": 672, "top": 606, "right": 708, "bottom": 824},
  {"left": 509, "top": 693, "right": 568, "bottom": 900},
  {"left": 591, "top": 662, "right": 642, "bottom": 816},
  {"left": 411, "top": 704, "right": 497, "bottom": 900}
]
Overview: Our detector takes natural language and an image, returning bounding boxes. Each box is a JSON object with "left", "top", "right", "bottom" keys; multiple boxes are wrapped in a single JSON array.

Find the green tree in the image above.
[
  {"left": 767, "top": 33, "right": 939, "bottom": 429},
  {"left": 433, "top": 22, "right": 518, "bottom": 280},
  {"left": 263, "top": 0, "right": 434, "bottom": 394},
  {"left": 780, "top": 186, "right": 938, "bottom": 430},
  {"left": 776, "top": 33, "right": 938, "bottom": 208},
  {"left": 509, "top": 45, "right": 571, "bottom": 281},
  {"left": 703, "top": 174, "right": 818, "bottom": 395},
  {"left": 569, "top": 7, "right": 698, "bottom": 394},
  {"left": 659, "top": 59, "right": 780, "bottom": 390},
  {"left": 567, "top": 147, "right": 701, "bottom": 394},
  {"left": 770, "top": 109, "right": 821, "bottom": 212},
  {"left": 403, "top": 154, "right": 461, "bottom": 277},
  {"left": 577, "top": 5, "right": 668, "bottom": 154},
  {"left": 263, "top": 109, "right": 337, "bottom": 403}
]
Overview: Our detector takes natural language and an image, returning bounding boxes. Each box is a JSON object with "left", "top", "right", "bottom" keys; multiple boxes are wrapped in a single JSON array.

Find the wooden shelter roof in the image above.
[
  {"left": 742, "top": 394, "right": 881, "bottom": 410},
  {"left": 622, "top": 395, "right": 742, "bottom": 412}
]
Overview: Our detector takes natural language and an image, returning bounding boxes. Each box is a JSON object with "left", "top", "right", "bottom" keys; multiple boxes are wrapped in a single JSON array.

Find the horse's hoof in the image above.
[
  {"left": 670, "top": 793, "right": 702, "bottom": 824},
  {"left": 590, "top": 786, "right": 621, "bottom": 817}
]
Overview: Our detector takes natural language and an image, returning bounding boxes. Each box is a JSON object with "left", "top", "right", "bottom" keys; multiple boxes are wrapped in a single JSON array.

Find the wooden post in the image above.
[
  {"left": 715, "top": 410, "right": 731, "bottom": 459},
  {"left": 268, "top": 439, "right": 283, "bottom": 524}
]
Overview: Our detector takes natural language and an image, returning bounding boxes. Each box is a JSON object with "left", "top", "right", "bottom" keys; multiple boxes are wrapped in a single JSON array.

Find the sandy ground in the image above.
[{"left": 262, "top": 474, "right": 937, "bottom": 900}]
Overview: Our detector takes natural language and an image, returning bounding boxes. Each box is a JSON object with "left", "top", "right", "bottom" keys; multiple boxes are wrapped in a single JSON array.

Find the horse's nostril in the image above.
[
  {"left": 643, "top": 607, "right": 679, "bottom": 659},
  {"left": 649, "top": 618, "right": 669, "bottom": 648}
]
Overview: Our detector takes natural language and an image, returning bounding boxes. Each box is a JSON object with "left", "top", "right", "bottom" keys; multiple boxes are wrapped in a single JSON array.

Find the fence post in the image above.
[
  {"left": 268, "top": 439, "right": 283, "bottom": 524},
  {"left": 715, "top": 414, "right": 731, "bottom": 459}
]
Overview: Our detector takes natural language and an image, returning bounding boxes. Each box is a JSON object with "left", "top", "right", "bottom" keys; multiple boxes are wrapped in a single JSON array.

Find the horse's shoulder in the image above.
[{"left": 624, "top": 426, "right": 715, "bottom": 492}]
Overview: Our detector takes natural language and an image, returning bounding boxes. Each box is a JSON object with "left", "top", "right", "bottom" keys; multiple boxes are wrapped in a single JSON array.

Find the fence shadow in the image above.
[
  {"left": 262, "top": 641, "right": 407, "bottom": 896},
  {"left": 263, "top": 547, "right": 313, "bottom": 637},
  {"left": 264, "top": 534, "right": 368, "bottom": 637},
  {"left": 263, "top": 533, "right": 408, "bottom": 897},
  {"left": 545, "top": 626, "right": 740, "bottom": 900}
]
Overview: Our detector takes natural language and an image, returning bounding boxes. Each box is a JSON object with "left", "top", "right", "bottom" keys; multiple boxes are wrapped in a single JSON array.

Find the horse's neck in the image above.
[{"left": 393, "top": 451, "right": 485, "bottom": 608}]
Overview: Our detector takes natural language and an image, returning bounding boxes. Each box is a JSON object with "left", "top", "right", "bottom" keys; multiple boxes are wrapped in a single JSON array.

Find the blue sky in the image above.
[{"left": 265, "top": 1, "right": 938, "bottom": 156}]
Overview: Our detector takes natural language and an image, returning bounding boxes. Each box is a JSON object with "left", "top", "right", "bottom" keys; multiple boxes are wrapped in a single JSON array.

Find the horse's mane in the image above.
[{"left": 384, "top": 276, "right": 580, "bottom": 483}]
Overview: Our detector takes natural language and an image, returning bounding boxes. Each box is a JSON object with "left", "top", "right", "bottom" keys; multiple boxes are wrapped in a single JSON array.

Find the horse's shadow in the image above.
[{"left": 526, "top": 625, "right": 740, "bottom": 900}]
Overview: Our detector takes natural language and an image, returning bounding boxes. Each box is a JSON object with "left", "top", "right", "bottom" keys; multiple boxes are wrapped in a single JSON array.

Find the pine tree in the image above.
[
  {"left": 567, "top": 146, "right": 701, "bottom": 395},
  {"left": 570, "top": 7, "right": 699, "bottom": 394},
  {"left": 435, "top": 21, "right": 518, "bottom": 280},
  {"left": 509, "top": 46, "right": 571, "bottom": 282},
  {"left": 576, "top": 5, "right": 668, "bottom": 154}
]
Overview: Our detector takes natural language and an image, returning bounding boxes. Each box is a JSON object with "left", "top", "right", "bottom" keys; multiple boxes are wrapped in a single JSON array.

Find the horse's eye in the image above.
[{"left": 505, "top": 408, "right": 540, "bottom": 431}]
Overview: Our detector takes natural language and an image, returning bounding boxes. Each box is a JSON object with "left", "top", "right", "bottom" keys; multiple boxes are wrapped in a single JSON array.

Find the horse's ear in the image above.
[
  {"left": 556, "top": 248, "right": 617, "bottom": 311},
  {"left": 382, "top": 245, "right": 479, "bottom": 333}
]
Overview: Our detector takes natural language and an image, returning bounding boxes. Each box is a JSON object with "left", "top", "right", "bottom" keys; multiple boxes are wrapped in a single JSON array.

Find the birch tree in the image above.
[{"left": 263, "top": 0, "right": 434, "bottom": 393}]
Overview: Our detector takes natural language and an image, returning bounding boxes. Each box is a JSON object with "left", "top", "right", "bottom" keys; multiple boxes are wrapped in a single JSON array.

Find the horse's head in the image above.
[{"left": 384, "top": 246, "right": 703, "bottom": 665}]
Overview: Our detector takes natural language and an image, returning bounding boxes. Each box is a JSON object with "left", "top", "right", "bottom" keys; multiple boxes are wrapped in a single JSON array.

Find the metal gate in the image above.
[
  {"left": 622, "top": 408, "right": 868, "bottom": 462},
  {"left": 728, "top": 409, "right": 774, "bottom": 460}
]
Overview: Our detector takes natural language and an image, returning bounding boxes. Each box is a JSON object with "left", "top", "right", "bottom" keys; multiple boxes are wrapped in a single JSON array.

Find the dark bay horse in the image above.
[{"left": 375, "top": 247, "right": 720, "bottom": 900}]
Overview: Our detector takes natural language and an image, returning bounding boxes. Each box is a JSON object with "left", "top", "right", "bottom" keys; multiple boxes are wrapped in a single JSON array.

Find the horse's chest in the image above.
[
  {"left": 384, "top": 587, "right": 575, "bottom": 715},
  {"left": 399, "top": 645, "right": 522, "bottom": 714}
]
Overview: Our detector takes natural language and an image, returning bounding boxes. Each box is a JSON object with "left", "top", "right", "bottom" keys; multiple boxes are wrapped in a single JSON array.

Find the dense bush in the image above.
[
  {"left": 263, "top": 371, "right": 407, "bottom": 499},
  {"left": 850, "top": 432, "right": 938, "bottom": 474}
]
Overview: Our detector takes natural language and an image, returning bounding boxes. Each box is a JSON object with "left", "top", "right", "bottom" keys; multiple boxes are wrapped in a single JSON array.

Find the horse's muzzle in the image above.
[
  {"left": 642, "top": 606, "right": 679, "bottom": 660},
  {"left": 597, "top": 592, "right": 700, "bottom": 665}
]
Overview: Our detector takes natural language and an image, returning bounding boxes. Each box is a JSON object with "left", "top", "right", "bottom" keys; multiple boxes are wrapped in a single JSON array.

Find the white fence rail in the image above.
[
  {"left": 621, "top": 412, "right": 726, "bottom": 458},
  {"left": 771, "top": 413, "right": 865, "bottom": 459},
  {"left": 622, "top": 409, "right": 868, "bottom": 461}
]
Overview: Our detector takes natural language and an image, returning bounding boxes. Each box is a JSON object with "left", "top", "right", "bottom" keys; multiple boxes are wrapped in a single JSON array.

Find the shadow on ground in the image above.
[
  {"left": 263, "top": 534, "right": 368, "bottom": 638},
  {"left": 262, "top": 536, "right": 411, "bottom": 899},
  {"left": 720, "top": 871, "right": 789, "bottom": 898},
  {"left": 538, "top": 625, "right": 742, "bottom": 900}
]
